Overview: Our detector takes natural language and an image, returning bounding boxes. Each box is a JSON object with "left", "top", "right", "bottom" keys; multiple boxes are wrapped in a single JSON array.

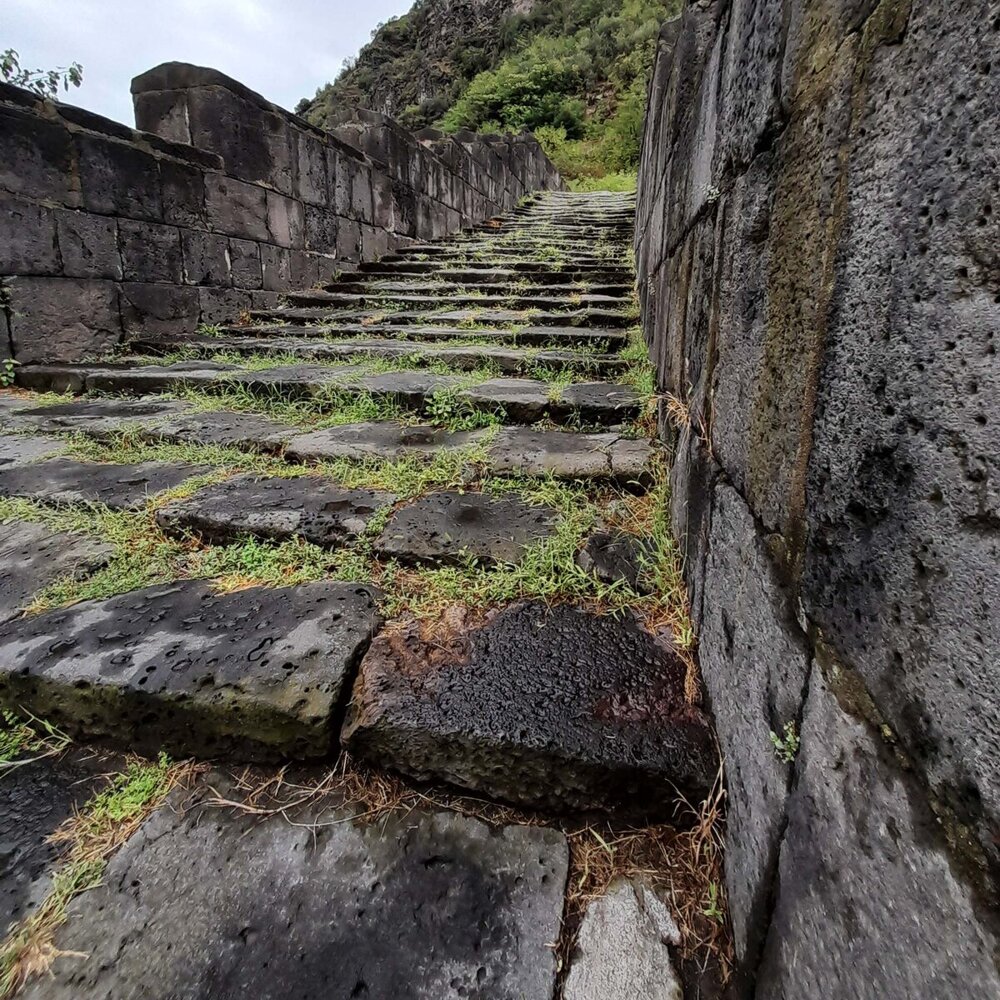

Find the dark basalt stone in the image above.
[
  {"left": 156, "top": 474, "right": 395, "bottom": 548},
  {"left": 285, "top": 421, "right": 486, "bottom": 463},
  {"left": 0, "top": 521, "right": 114, "bottom": 623},
  {"left": 19, "top": 789, "right": 567, "bottom": 1000},
  {"left": 461, "top": 378, "right": 549, "bottom": 424},
  {"left": 0, "top": 750, "right": 111, "bottom": 936},
  {"left": 0, "top": 433, "right": 67, "bottom": 467},
  {"left": 0, "top": 580, "right": 382, "bottom": 761},
  {"left": 0, "top": 458, "right": 213, "bottom": 510},
  {"left": 554, "top": 382, "right": 642, "bottom": 424},
  {"left": 10, "top": 398, "right": 188, "bottom": 439},
  {"left": 148, "top": 409, "right": 296, "bottom": 451},
  {"left": 375, "top": 490, "right": 558, "bottom": 567},
  {"left": 343, "top": 602, "right": 717, "bottom": 815}
]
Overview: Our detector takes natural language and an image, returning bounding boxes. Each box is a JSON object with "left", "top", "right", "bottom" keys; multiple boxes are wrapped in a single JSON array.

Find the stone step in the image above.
[
  {"left": 0, "top": 398, "right": 658, "bottom": 487},
  {"left": 324, "top": 279, "right": 634, "bottom": 297},
  {"left": 358, "top": 260, "right": 631, "bottom": 280},
  {"left": 132, "top": 334, "right": 629, "bottom": 377},
  {"left": 0, "top": 580, "right": 383, "bottom": 760},
  {"left": 0, "top": 457, "right": 212, "bottom": 510},
  {"left": 17, "top": 363, "right": 644, "bottom": 428},
  {"left": 220, "top": 323, "right": 628, "bottom": 350},
  {"left": 283, "top": 289, "right": 632, "bottom": 311},
  {"left": 156, "top": 474, "right": 396, "bottom": 548},
  {"left": 373, "top": 490, "right": 559, "bottom": 568},
  {"left": 342, "top": 601, "right": 717, "bottom": 816},
  {"left": 19, "top": 781, "right": 567, "bottom": 1000},
  {"left": 251, "top": 306, "right": 635, "bottom": 330}
]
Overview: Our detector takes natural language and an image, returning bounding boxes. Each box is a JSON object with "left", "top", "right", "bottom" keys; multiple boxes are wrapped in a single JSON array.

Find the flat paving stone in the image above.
[
  {"left": 564, "top": 879, "right": 683, "bottom": 1000},
  {"left": 9, "top": 398, "right": 188, "bottom": 438},
  {"left": 0, "top": 458, "right": 212, "bottom": 510},
  {"left": 354, "top": 371, "right": 466, "bottom": 408},
  {"left": 0, "top": 580, "right": 382, "bottom": 761},
  {"left": 284, "top": 422, "right": 487, "bottom": 463},
  {"left": 343, "top": 602, "right": 718, "bottom": 815},
  {"left": 461, "top": 378, "right": 550, "bottom": 423},
  {"left": 0, "top": 432, "right": 68, "bottom": 467},
  {"left": 375, "top": 491, "right": 558, "bottom": 567},
  {"left": 555, "top": 382, "right": 643, "bottom": 423},
  {"left": 577, "top": 530, "right": 656, "bottom": 593},
  {"left": 156, "top": 475, "right": 396, "bottom": 548},
  {"left": 487, "top": 428, "right": 657, "bottom": 484},
  {"left": 148, "top": 410, "right": 297, "bottom": 451},
  {"left": 0, "top": 750, "right": 111, "bottom": 936},
  {"left": 21, "top": 788, "right": 568, "bottom": 1000},
  {"left": 0, "top": 521, "right": 114, "bottom": 622}
]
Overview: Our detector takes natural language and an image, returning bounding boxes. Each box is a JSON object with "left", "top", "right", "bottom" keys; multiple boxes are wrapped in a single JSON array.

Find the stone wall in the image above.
[
  {"left": 0, "top": 63, "right": 562, "bottom": 364},
  {"left": 636, "top": 1, "right": 999, "bottom": 995}
]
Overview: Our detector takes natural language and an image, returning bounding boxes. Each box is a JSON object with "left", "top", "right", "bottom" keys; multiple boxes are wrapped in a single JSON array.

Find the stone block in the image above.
[
  {"left": 54, "top": 210, "right": 122, "bottom": 279},
  {"left": 156, "top": 474, "right": 396, "bottom": 548},
  {"left": 564, "top": 880, "right": 682, "bottom": 1000},
  {"left": 75, "top": 132, "right": 161, "bottom": 221},
  {"left": 228, "top": 237, "right": 262, "bottom": 288},
  {"left": 118, "top": 219, "right": 183, "bottom": 283},
  {"left": 120, "top": 282, "right": 201, "bottom": 338},
  {"left": 0, "top": 520, "right": 114, "bottom": 624},
  {"left": 7, "top": 276, "right": 122, "bottom": 363},
  {"left": 755, "top": 669, "right": 1000, "bottom": 997},
  {"left": 285, "top": 422, "right": 486, "bottom": 464},
  {"left": 303, "top": 205, "right": 338, "bottom": 252},
  {"left": 0, "top": 195, "right": 59, "bottom": 275},
  {"left": 205, "top": 174, "right": 269, "bottom": 241},
  {"left": 181, "top": 229, "right": 230, "bottom": 285},
  {"left": 266, "top": 189, "right": 305, "bottom": 248},
  {"left": 0, "top": 105, "right": 78, "bottom": 204},
  {"left": 295, "top": 131, "right": 328, "bottom": 204},
  {"left": 196, "top": 286, "right": 251, "bottom": 325},
  {"left": 158, "top": 157, "right": 207, "bottom": 228},
  {"left": 21, "top": 792, "right": 567, "bottom": 1000},
  {"left": 0, "top": 580, "right": 383, "bottom": 761},
  {"left": 336, "top": 218, "right": 361, "bottom": 260},
  {"left": 260, "top": 244, "right": 292, "bottom": 291},
  {"left": 344, "top": 602, "right": 718, "bottom": 814},
  {"left": 0, "top": 434, "right": 68, "bottom": 467}
]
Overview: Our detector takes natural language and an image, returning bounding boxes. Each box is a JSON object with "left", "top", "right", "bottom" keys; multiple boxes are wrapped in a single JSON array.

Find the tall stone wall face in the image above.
[
  {"left": 636, "top": 1, "right": 999, "bottom": 995},
  {"left": 0, "top": 63, "right": 562, "bottom": 363}
]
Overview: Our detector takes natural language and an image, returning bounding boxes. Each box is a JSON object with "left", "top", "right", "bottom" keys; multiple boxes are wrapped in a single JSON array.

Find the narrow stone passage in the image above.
[{"left": 0, "top": 192, "right": 725, "bottom": 999}]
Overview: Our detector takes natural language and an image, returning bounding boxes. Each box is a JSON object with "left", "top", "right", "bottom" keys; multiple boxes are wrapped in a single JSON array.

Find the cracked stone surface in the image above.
[
  {"left": 343, "top": 601, "right": 717, "bottom": 814},
  {"left": 577, "top": 530, "right": 656, "bottom": 592},
  {"left": 564, "top": 879, "right": 683, "bottom": 1000},
  {"left": 156, "top": 474, "right": 396, "bottom": 548},
  {"left": 285, "top": 421, "right": 486, "bottom": 463},
  {"left": 554, "top": 382, "right": 642, "bottom": 423},
  {"left": 0, "top": 520, "right": 114, "bottom": 622},
  {"left": 375, "top": 490, "right": 558, "bottom": 567},
  {"left": 461, "top": 378, "right": 550, "bottom": 423},
  {"left": 8, "top": 398, "right": 189, "bottom": 438},
  {"left": 0, "top": 580, "right": 382, "bottom": 761},
  {"left": 0, "top": 458, "right": 212, "bottom": 510},
  {"left": 22, "top": 789, "right": 568, "bottom": 1000}
]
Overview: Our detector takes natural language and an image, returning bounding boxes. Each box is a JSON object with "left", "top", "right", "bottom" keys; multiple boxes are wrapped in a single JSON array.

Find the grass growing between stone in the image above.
[
  {"left": 0, "top": 752, "right": 199, "bottom": 999},
  {"left": 0, "top": 711, "right": 70, "bottom": 771}
]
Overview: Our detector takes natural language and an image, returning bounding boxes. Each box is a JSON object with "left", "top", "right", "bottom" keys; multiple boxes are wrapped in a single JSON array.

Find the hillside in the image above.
[{"left": 298, "top": 0, "right": 680, "bottom": 184}]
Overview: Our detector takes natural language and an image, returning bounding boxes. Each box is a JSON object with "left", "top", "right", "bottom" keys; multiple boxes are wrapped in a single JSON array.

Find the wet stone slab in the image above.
[
  {"left": 577, "top": 531, "right": 656, "bottom": 593},
  {"left": 21, "top": 790, "right": 568, "bottom": 1000},
  {"left": 343, "top": 602, "right": 717, "bottom": 815},
  {"left": 147, "top": 409, "right": 297, "bottom": 451},
  {"left": 375, "top": 490, "right": 558, "bottom": 567},
  {"left": 156, "top": 474, "right": 396, "bottom": 548},
  {"left": 0, "top": 433, "right": 68, "bottom": 467},
  {"left": 8, "top": 398, "right": 189, "bottom": 438},
  {"left": 461, "top": 378, "right": 550, "bottom": 424},
  {"left": 284, "top": 422, "right": 487, "bottom": 463},
  {"left": 0, "top": 521, "right": 114, "bottom": 623},
  {"left": 0, "top": 750, "right": 112, "bottom": 937},
  {"left": 0, "top": 458, "right": 213, "bottom": 510},
  {"left": 554, "top": 382, "right": 642, "bottom": 424},
  {"left": 0, "top": 580, "right": 382, "bottom": 761}
]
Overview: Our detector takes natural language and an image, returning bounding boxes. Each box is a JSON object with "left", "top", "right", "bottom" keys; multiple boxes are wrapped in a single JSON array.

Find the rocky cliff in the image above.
[
  {"left": 636, "top": 0, "right": 999, "bottom": 996},
  {"left": 300, "top": 0, "right": 535, "bottom": 128}
]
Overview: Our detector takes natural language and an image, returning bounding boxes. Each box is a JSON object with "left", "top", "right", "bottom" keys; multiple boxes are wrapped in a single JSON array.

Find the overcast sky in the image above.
[{"left": 4, "top": 0, "right": 413, "bottom": 124}]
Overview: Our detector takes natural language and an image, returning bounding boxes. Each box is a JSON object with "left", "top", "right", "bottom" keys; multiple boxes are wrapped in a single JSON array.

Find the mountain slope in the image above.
[{"left": 298, "top": 0, "right": 680, "bottom": 182}]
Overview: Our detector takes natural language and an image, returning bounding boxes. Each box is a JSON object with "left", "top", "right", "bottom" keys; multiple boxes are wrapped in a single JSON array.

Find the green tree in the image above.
[{"left": 1, "top": 49, "right": 82, "bottom": 99}]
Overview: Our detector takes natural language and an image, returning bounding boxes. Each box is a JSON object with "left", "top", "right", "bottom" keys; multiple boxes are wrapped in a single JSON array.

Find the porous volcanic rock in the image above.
[{"left": 343, "top": 602, "right": 717, "bottom": 814}]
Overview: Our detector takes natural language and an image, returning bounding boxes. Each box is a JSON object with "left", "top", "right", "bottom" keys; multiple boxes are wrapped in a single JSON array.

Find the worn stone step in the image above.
[
  {"left": 324, "top": 279, "right": 633, "bottom": 298},
  {"left": 283, "top": 289, "right": 631, "bottom": 311},
  {"left": 251, "top": 306, "right": 635, "bottom": 330},
  {"left": 0, "top": 520, "right": 114, "bottom": 624},
  {"left": 342, "top": 602, "right": 717, "bottom": 815},
  {"left": 20, "top": 783, "right": 567, "bottom": 1000},
  {"left": 220, "top": 322, "right": 628, "bottom": 350},
  {"left": 284, "top": 422, "right": 487, "bottom": 464},
  {"left": 132, "top": 334, "right": 629, "bottom": 377},
  {"left": 0, "top": 432, "right": 69, "bottom": 467},
  {"left": 374, "top": 490, "right": 559, "bottom": 568},
  {"left": 359, "top": 260, "right": 631, "bottom": 280},
  {"left": 156, "top": 474, "right": 395, "bottom": 548},
  {"left": 0, "top": 580, "right": 382, "bottom": 761},
  {"left": 0, "top": 457, "right": 212, "bottom": 510},
  {"left": 17, "top": 363, "right": 643, "bottom": 428}
]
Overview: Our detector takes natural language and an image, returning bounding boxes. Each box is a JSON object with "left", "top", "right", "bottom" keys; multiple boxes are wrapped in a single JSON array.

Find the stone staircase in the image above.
[{"left": 0, "top": 191, "right": 720, "bottom": 999}]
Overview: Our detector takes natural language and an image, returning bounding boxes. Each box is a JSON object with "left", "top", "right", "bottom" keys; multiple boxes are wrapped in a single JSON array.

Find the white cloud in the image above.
[{"left": 3, "top": 0, "right": 412, "bottom": 124}]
